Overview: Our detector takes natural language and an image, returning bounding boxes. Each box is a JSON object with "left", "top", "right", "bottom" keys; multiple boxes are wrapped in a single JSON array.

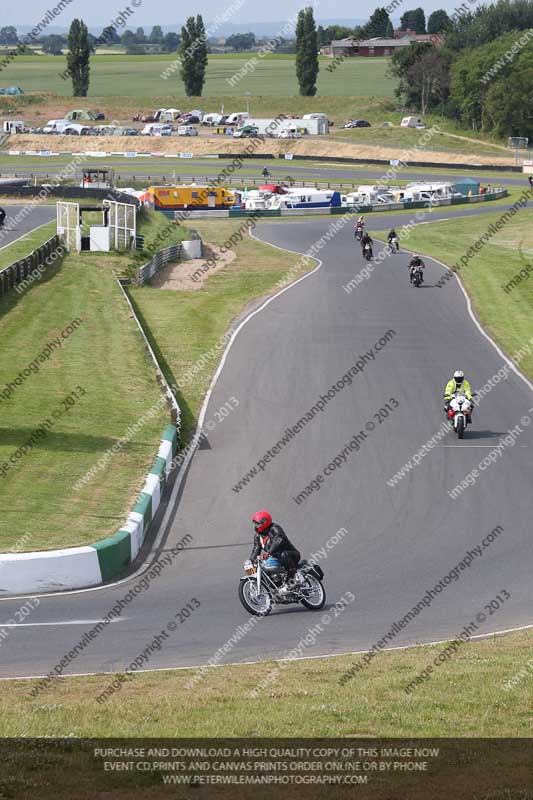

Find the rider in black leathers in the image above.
[
  {"left": 250, "top": 511, "right": 301, "bottom": 579},
  {"left": 408, "top": 253, "right": 425, "bottom": 283}
]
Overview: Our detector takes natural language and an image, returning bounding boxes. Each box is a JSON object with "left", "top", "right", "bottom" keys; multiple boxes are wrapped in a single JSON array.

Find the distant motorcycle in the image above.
[
  {"left": 239, "top": 557, "right": 326, "bottom": 616},
  {"left": 447, "top": 392, "right": 474, "bottom": 438},
  {"left": 354, "top": 227, "right": 364, "bottom": 241},
  {"left": 363, "top": 242, "right": 373, "bottom": 261},
  {"left": 389, "top": 235, "right": 399, "bottom": 252},
  {"left": 412, "top": 266, "right": 423, "bottom": 287}
]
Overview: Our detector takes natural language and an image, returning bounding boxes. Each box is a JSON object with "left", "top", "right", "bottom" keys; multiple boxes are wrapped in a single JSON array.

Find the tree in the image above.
[
  {"left": 427, "top": 10, "right": 451, "bottom": 34},
  {"left": 101, "top": 25, "right": 120, "bottom": 45},
  {"left": 388, "top": 41, "right": 433, "bottom": 104},
  {"left": 66, "top": 19, "right": 90, "bottom": 96},
  {"left": 42, "top": 34, "right": 65, "bottom": 55},
  {"left": 485, "top": 65, "right": 533, "bottom": 139},
  {"left": 135, "top": 27, "right": 146, "bottom": 44},
  {"left": 385, "top": 20, "right": 394, "bottom": 38},
  {"left": 179, "top": 15, "right": 208, "bottom": 96},
  {"left": 406, "top": 48, "right": 451, "bottom": 112},
  {"left": 225, "top": 32, "right": 256, "bottom": 51},
  {"left": 162, "top": 32, "right": 180, "bottom": 52},
  {"left": 364, "top": 8, "right": 391, "bottom": 38},
  {"left": 317, "top": 24, "right": 358, "bottom": 46},
  {"left": 400, "top": 8, "right": 426, "bottom": 33},
  {"left": 150, "top": 25, "right": 164, "bottom": 43},
  {"left": 296, "top": 7, "right": 319, "bottom": 96},
  {"left": 121, "top": 30, "right": 136, "bottom": 47},
  {"left": 0, "top": 26, "right": 18, "bottom": 45}
]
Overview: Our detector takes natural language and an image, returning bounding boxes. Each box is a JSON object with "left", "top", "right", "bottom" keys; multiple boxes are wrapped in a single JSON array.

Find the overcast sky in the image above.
[{"left": 10, "top": 1, "right": 479, "bottom": 28}]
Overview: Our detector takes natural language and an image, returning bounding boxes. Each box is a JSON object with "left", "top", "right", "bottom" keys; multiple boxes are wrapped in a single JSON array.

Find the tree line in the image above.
[{"left": 388, "top": 0, "right": 533, "bottom": 139}]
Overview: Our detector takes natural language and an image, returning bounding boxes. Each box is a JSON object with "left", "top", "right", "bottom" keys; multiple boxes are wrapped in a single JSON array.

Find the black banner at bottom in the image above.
[{"left": 0, "top": 738, "right": 531, "bottom": 799}]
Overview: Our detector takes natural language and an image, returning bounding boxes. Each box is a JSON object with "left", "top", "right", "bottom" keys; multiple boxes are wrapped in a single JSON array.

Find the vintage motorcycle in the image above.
[{"left": 239, "top": 556, "right": 326, "bottom": 616}]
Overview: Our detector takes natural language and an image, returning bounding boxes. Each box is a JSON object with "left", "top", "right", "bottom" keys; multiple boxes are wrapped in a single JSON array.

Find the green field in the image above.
[{"left": 0, "top": 54, "right": 395, "bottom": 97}]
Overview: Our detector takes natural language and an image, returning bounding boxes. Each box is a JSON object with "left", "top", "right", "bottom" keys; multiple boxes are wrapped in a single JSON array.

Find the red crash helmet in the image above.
[{"left": 252, "top": 510, "right": 272, "bottom": 534}]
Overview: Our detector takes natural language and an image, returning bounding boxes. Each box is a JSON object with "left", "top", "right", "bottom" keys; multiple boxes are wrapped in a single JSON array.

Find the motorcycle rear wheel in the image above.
[
  {"left": 300, "top": 575, "right": 326, "bottom": 610},
  {"left": 239, "top": 579, "right": 272, "bottom": 616}
]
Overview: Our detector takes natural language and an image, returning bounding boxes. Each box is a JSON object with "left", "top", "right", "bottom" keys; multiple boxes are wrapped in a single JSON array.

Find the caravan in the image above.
[
  {"left": 343, "top": 185, "right": 395, "bottom": 206},
  {"left": 400, "top": 116, "right": 425, "bottom": 128},
  {"left": 244, "top": 185, "right": 341, "bottom": 210},
  {"left": 400, "top": 182, "right": 457, "bottom": 202}
]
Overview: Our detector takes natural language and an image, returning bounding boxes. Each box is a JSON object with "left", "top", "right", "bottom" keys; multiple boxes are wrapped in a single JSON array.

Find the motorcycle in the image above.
[
  {"left": 239, "top": 556, "right": 326, "bottom": 616},
  {"left": 412, "top": 266, "right": 423, "bottom": 287},
  {"left": 354, "top": 226, "right": 364, "bottom": 241},
  {"left": 447, "top": 392, "right": 474, "bottom": 438},
  {"left": 389, "top": 236, "right": 399, "bottom": 252},
  {"left": 363, "top": 242, "right": 373, "bottom": 261}
]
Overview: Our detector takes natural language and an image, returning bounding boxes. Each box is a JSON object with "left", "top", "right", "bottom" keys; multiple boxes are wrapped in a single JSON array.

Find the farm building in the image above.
[{"left": 322, "top": 32, "right": 444, "bottom": 57}]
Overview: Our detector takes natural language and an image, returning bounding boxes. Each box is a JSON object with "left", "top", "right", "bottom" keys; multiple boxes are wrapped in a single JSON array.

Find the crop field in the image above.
[{"left": 0, "top": 53, "right": 395, "bottom": 97}]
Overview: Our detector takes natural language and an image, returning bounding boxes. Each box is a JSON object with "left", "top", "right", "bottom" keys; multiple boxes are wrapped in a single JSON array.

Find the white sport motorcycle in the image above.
[{"left": 447, "top": 392, "right": 474, "bottom": 438}]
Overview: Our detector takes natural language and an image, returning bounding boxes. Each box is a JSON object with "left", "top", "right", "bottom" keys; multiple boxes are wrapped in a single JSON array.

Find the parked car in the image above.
[
  {"left": 233, "top": 125, "right": 259, "bottom": 138},
  {"left": 121, "top": 127, "right": 139, "bottom": 136},
  {"left": 177, "top": 125, "right": 198, "bottom": 136},
  {"left": 278, "top": 130, "right": 303, "bottom": 138},
  {"left": 350, "top": 120, "right": 371, "bottom": 128}
]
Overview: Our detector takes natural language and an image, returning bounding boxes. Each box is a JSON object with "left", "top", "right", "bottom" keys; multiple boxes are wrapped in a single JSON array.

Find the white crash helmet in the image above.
[{"left": 453, "top": 370, "right": 464, "bottom": 385}]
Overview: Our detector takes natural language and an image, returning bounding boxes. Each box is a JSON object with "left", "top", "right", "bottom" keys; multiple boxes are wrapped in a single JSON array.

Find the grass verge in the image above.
[
  {"left": 0, "top": 221, "right": 56, "bottom": 269},
  {"left": 1, "top": 629, "right": 530, "bottom": 736},
  {"left": 0, "top": 221, "right": 173, "bottom": 551}
]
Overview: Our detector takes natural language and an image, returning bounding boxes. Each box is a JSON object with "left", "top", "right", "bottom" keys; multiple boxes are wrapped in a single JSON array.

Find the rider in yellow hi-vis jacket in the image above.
[{"left": 444, "top": 370, "right": 473, "bottom": 409}]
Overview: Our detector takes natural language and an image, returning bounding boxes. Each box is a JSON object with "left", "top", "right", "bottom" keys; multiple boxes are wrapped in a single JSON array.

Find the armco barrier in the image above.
[{"left": 0, "top": 425, "right": 178, "bottom": 594}]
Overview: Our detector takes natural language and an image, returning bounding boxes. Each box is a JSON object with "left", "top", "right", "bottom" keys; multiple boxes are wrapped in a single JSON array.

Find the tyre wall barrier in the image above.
[{"left": 0, "top": 425, "right": 178, "bottom": 594}]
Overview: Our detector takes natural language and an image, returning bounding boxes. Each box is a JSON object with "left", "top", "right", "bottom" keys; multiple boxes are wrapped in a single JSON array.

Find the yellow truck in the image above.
[{"left": 148, "top": 185, "right": 236, "bottom": 210}]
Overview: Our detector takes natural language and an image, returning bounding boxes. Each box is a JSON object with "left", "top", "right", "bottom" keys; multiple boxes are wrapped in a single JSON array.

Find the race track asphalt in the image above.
[
  {"left": 0, "top": 202, "right": 531, "bottom": 682},
  {"left": 0, "top": 205, "right": 56, "bottom": 250}
]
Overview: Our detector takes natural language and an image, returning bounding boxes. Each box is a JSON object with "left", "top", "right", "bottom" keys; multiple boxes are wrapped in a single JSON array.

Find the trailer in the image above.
[
  {"left": 147, "top": 185, "right": 236, "bottom": 210},
  {"left": 246, "top": 117, "right": 329, "bottom": 136}
]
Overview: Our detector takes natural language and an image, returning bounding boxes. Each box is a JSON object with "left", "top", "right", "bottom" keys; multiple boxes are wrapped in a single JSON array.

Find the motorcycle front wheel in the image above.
[
  {"left": 300, "top": 575, "right": 326, "bottom": 610},
  {"left": 456, "top": 416, "right": 465, "bottom": 439},
  {"left": 239, "top": 579, "right": 272, "bottom": 616}
]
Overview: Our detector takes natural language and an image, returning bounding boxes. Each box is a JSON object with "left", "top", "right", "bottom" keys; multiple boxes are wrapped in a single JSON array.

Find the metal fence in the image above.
[
  {"left": 0, "top": 234, "right": 63, "bottom": 299},
  {"left": 137, "top": 242, "right": 182, "bottom": 286}
]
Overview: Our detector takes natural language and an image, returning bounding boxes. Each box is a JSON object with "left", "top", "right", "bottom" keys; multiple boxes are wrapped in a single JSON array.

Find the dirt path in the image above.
[{"left": 151, "top": 242, "right": 235, "bottom": 291}]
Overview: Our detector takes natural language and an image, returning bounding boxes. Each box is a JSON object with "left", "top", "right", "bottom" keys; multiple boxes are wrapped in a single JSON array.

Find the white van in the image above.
[
  {"left": 3, "top": 120, "right": 24, "bottom": 133},
  {"left": 226, "top": 112, "right": 249, "bottom": 125},
  {"left": 141, "top": 123, "right": 171, "bottom": 136},
  {"left": 202, "top": 113, "right": 222, "bottom": 126},
  {"left": 43, "top": 119, "right": 70, "bottom": 134},
  {"left": 400, "top": 116, "right": 425, "bottom": 128},
  {"left": 177, "top": 125, "right": 198, "bottom": 136}
]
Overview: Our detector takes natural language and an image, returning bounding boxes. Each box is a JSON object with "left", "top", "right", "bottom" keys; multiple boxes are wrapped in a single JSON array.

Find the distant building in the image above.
[{"left": 321, "top": 31, "right": 443, "bottom": 58}]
